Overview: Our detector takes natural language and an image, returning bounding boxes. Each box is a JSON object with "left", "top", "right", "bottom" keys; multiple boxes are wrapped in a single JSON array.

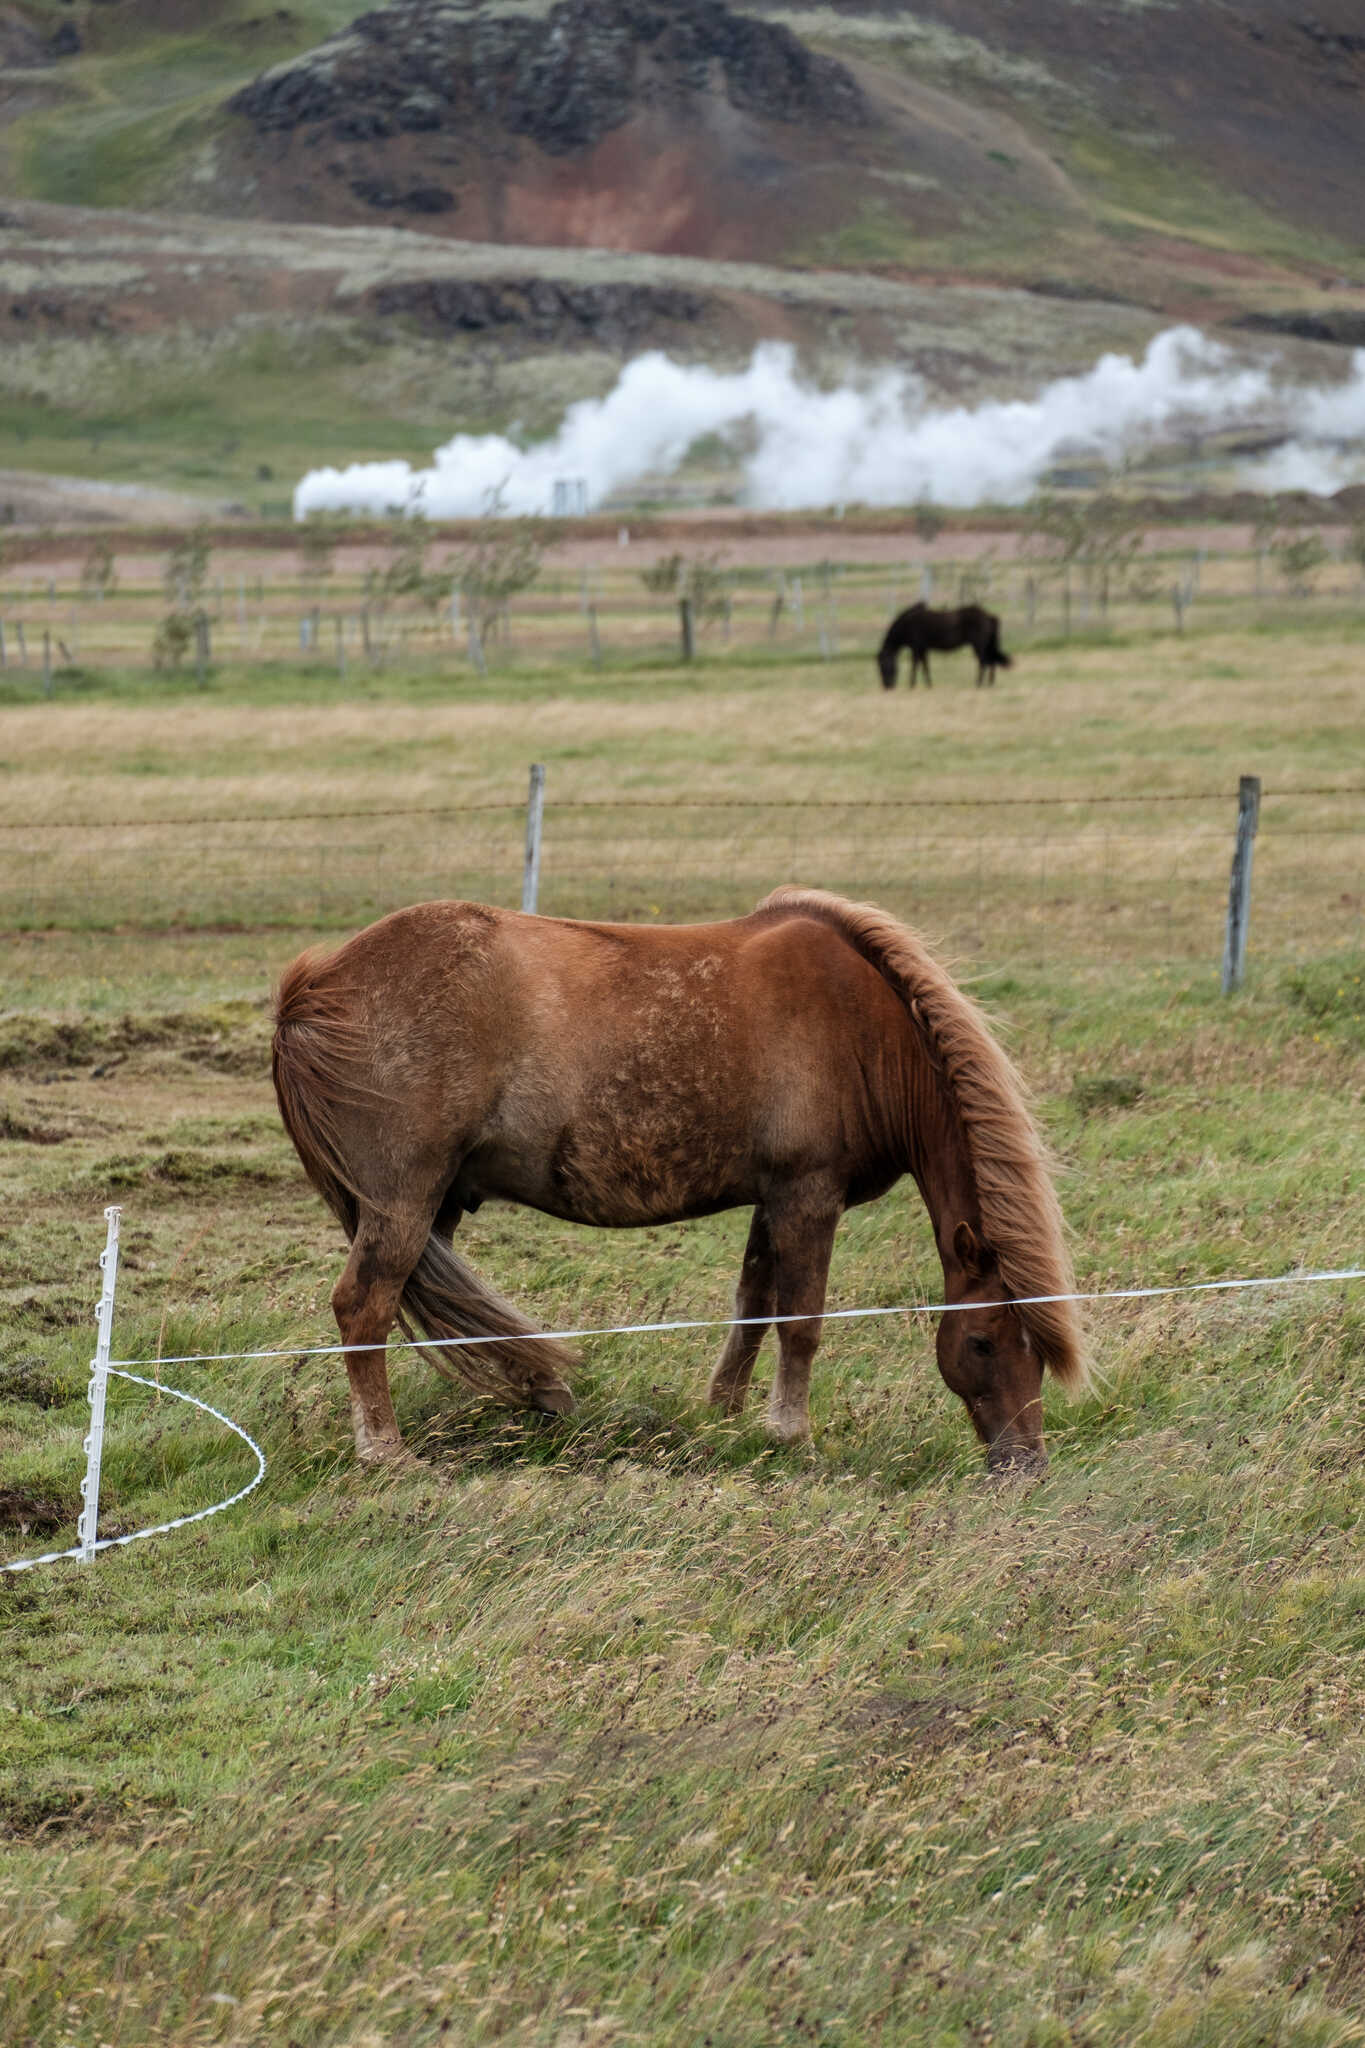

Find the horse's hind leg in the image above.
[
  {"left": 332, "top": 1206, "right": 433, "bottom": 1463},
  {"left": 708, "top": 1207, "right": 776, "bottom": 1415},
  {"left": 765, "top": 1191, "right": 841, "bottom": 1444}
]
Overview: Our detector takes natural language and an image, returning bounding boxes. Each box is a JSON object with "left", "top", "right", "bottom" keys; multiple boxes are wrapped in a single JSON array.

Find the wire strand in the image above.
[{"left": 108, "top": 1265, "right": 1365, "bottom": 1372}]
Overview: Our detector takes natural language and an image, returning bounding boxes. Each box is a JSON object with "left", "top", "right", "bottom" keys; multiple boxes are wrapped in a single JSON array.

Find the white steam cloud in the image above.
[{"left": 295, "top": 327, "right": 1365, "bottom": 518}]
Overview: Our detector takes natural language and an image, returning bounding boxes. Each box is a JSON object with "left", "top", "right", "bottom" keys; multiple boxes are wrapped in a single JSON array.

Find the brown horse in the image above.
[
  {"left": 272, "top": 887, "right": 1085, "bottom": 1473},
  {"left": 877, "top": 602, "right": 1013, "bottom": 689}
]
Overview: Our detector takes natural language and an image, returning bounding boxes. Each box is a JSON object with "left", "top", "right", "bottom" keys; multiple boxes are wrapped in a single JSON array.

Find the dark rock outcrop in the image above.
[
  {"left": 365, "top": 274, "right": 708, "bottom": 346},
  {"left": 1232, "top": 308, "right": 1365, "bottom": 348},
  {"left": 229, "top": 0, "right": 865, "bottom": 157}
]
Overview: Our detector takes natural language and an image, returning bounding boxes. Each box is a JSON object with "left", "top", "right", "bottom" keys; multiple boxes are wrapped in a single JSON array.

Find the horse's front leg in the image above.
[
  {"left": 708, "top": 1207, "right": 775, "bottom": 1415},
  {"left": 765, "top": 1192, "right": 841, "bottom": 1444}
]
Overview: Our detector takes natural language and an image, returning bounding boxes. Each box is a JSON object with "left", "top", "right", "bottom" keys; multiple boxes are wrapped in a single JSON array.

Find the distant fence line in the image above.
[
  {"left": 2, "top": 540, "right": 1364, "bottom": 686},
  {"left": 3, "top": 775, "right": 1361, "bottom": 974},
  {"left": 4, "top": 784, "right": 1363, "bottom": 831}
]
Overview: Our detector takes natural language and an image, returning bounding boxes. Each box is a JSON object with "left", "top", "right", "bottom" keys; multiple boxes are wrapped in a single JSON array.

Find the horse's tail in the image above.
[
  {"left": 398, "top": 1238, "right": 576, "bottom": 1411},
  {"left": 272, "top": 949, "right": 576, "bottom": 1410},
  {"left": 756, "top": 887, "right": 1087, "bottom": 1392},
  {"left": 271, "top": 946, "right": 369, "bottom": 1241}
]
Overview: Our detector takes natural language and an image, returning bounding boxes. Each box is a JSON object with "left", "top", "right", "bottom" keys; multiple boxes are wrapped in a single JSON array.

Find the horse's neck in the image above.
[{"left": 900, "top": 1034, "right": 980, "bottom": 1268}]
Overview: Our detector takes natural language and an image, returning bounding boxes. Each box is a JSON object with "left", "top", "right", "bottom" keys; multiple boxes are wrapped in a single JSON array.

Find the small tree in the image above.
[
  {"left": 1022, "top": 493, "right": 1144, "bottom": 618},
  {"left": 297, "top": 513, "right": 337, "bottom": 598},
  {"left": 154, "top": 523, "right": 212, "bottom": 668},
  {"left": 164, "top": 525, "right": 211, "bottom": 612},
  {"left": 1275, "top": 531, "right": 1328, "bottom": 597},
  {"left": 80, "top": 537, "right": 117, "bottom": 601},
  {"left": 638, "top": 549, "right": 729, "bottom": 626},
  {"left": 913, "top": 501, "right": 945, "bottom": 545},
  {"left": 446, "top": 513, "right": 545, "bottom": 647},
  {"left": 152, "top": 613, "right": 194, "bottom": 670},
  {"left": 1080, "top": 495, "right": 1147, "bottom": 615},
  {"left": 640, "top": 552, "right": 685, "bottom": 597}
]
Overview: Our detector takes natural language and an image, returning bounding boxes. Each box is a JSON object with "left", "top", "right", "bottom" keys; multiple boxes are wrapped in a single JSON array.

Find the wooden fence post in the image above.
[
  {"left": 679, "top": 595, "right": 694, "bottom": 662},
  {"left": 42, "top": 628, "right": 52, "bottom": 698},
  {"left": 587, "top": 602, "right": 602, "bottom": 668},
  {"left": 1221, "top": 774, "right": 1261, "bottom": 993},
  {"left": 522, "top": 762, "right": 546, "bottom": 914}
]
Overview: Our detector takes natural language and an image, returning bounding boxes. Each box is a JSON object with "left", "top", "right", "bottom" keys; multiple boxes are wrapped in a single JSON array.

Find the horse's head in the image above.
[
  {"left": 936, "top": 1221, "right": 1046, "bottom": 1476},
  {"left": 877, "top": 644, "right": 898, "bottom": 690}
]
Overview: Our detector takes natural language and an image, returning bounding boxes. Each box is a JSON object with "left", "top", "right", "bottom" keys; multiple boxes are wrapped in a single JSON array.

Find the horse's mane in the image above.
[{"left": 759, "top": 886, "right": 1087, "bottom": 1390}]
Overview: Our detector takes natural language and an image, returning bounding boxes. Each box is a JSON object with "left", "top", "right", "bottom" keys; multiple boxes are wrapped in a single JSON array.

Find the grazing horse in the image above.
[
  {"left": 877, "top": 602, "right": 1013, "bottom": 689},
  {"left": 272, "top": 888, "right": 1085, "bottom": 1473}
]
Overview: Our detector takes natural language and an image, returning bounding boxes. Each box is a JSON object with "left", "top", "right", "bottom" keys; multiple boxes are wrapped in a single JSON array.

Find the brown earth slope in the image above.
[{"left": 835, "top": 0, "right": 1365, "bottom": 253}]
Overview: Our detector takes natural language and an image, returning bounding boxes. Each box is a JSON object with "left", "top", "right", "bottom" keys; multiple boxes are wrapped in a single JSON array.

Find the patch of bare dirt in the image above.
[
  {"left": 0, "top": 469, "right": 229, "bottom": 528},
  {"left": 0, "top": 1484, "right": 66, "bottom": 1536}
]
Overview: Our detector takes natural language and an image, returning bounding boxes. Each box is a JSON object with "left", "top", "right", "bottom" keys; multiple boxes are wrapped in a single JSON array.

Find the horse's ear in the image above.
[{"left": 953, "top": 1221, "right": 988, "bottom": 1278}]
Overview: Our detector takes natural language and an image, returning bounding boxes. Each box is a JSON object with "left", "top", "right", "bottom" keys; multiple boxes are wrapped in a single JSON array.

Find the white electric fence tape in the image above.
[
  {"left": 107, "top": 1264, "right": 1365, "bottom": 1371},
  {"left": 1, "top": 1203, "right": 1360, "bottom": 1583},
  {"left": 1, "top": 1369, "right": 268, "bottom": 1576},
  {"left": 2, "top": 1207, "right": 267, "bottom": 1578}
]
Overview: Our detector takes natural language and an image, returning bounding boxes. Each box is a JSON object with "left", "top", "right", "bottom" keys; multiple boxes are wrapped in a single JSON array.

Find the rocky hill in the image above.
[
  {"left": 206, "top": 0, "right": 1365, "bottom": 276},
  {"left": 219, "top": 0, "right": 903, "bottom": 261},
  {"left": 0, "top": 0, "right": 1363, "bottom": 515},
  {"left": 4, "top": 1, "right": 1365, "bottom": 294}
]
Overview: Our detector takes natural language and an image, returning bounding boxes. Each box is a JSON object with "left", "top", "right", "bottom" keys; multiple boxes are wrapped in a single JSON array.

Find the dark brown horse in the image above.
[
  {"left": 272, "top": 888, "right": 1084, "bottom": 1473},
  {"left": 877, "top": 602, "right": 1013, "bottom": 689}
]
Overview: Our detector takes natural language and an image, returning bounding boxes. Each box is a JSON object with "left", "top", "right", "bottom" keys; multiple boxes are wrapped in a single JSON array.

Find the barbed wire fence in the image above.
[{"left": 3, "top": 776, "right": 1362, "bottom": 976}]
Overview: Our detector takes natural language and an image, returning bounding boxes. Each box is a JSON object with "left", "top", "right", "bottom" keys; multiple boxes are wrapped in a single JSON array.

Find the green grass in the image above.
[
  {"left": 2, "top": 615, "right": 1364, "bottom": 2043},
  {"left": 5, "top": 3, "right": 367, "bottom": 208},
  {"left": 0, "top": 324, "right": 485, "bottom": 507}
]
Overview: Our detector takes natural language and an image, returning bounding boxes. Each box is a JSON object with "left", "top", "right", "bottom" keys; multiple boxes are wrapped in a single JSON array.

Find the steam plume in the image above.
[{"left": 294, "top": 328, "right": 1365, "bottom": 517}]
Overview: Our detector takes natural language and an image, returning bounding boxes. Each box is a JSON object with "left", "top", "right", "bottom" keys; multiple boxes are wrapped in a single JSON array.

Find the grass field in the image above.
[{"left": 2, "top": 601, "right": 1364, "bottom": 2045}]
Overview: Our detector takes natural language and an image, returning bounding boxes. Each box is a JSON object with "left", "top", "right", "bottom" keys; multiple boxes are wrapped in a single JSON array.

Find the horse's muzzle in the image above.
[{"left": 986, "top": 1441, "right": 1049, "bottom": 1481}]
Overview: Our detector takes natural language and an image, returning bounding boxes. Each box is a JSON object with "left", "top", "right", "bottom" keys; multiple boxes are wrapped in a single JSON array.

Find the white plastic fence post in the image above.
[
  {"left": 77, "top": 1205, "right": 122, "bottom": 1564},
  {"left": 522, "top": 763, "right": 546, "bottom": 914}
]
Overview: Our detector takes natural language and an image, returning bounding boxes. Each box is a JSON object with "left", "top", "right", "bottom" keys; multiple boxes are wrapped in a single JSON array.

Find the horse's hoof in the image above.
[
  {"left": 529, "top": 1381, "right": 575, "bottom": 1417},
  {"left": 356, "top": 1435, "right": 418, "bottom": 1471}
]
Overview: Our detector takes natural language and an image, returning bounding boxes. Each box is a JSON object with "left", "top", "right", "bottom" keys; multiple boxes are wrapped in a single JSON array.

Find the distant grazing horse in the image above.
[
  {"left": 272, "top": 888, "right": 1085, "bottom": 1474},
  {"left": 877, "top": 602, "right": 1013, "bottom": 689}
]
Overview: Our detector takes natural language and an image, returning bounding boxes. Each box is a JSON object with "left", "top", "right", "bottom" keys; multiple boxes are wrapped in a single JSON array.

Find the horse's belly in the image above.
[{"left": 485, "top": 1117, "right": 759, "bottom": 1229}]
